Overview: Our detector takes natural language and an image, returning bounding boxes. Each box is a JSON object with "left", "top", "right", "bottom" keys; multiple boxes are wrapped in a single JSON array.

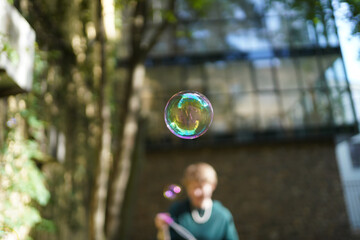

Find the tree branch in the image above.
[{"left": 141, "top": 0, "right": 176, "bottom": 57}]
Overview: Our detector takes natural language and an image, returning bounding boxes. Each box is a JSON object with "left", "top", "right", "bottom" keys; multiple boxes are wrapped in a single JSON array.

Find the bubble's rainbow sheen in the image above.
[
  {"left": 163, "top": 184, "right": 182, "bottom": 200},
  {"left": 164, "top": 91, "right": 214, "bottom": 139}
]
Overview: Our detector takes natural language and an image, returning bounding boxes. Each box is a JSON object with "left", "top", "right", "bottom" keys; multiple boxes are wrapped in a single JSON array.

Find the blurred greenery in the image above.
[
  {"left": 270, "top": 0, "right": 359, "bottom": 35},
  {"left": 0, "top": 0, "right": 359, "bottom": 239},
  {"left": 341, "top": 0, "right": 360, "bottom": 35},
  {"left": 0, "top": 33, "right": 19, "bottom": 65},
  {"left": 0, "top": 107, "right": 51, "bottom": 238}
]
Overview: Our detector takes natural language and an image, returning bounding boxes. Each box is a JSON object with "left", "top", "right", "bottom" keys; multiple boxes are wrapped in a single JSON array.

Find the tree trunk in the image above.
[
  {"left": 118, "top": 117, "right": 146, "bottom": 239},
  {"left": 106, "top": 62, "right": 146, "bottom": 240},
  {"left": 90, "top": 0, "right": 111, "bottom": 239},
  {"left": 91, "top": 103, "right": 112, "bottom": 240},
  {"left": 104, "top": 1, "right": 175, "bottom": 238}
]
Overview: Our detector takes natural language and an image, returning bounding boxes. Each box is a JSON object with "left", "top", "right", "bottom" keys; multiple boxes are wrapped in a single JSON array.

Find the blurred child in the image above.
[{"left": 155, "top": 162, "right": 239, "bottom": 240}]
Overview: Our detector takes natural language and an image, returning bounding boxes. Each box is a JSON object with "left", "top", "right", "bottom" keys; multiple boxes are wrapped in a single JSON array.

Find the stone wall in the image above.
[{"left": 128, "top": 139, "right": 359, "bottom": 240}]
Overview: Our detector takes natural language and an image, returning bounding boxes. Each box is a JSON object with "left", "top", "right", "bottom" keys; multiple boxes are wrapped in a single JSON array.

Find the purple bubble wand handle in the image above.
[{"left": 158, "top": 213, "right": 197, "bottom": 240}]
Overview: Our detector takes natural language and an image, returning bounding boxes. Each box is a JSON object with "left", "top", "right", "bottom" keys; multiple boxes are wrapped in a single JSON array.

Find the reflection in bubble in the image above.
[
  {"left": 164, "top": 91, "right": 213, "bottom": 139},
  {"left": 163, "top": 184, "right": 182, "bottom": 200}
]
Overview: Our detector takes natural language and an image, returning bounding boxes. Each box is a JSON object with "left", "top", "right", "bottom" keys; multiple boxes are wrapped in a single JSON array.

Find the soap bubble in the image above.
[
  {"left": 164, "top": 91, "right": 213, "bottom": 139},
  {"left": 163, "top": 184, "right": 182, "bottom": 200},
  {"left": 6, "top": 118, "right": 17, "bottom": 128}
]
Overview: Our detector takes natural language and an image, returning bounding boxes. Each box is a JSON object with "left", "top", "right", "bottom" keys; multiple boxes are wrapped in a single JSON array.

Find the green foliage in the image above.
[
  {"left": 0, "top": 33, "right": 20, "bottom": 65},
  {"left": 185, "top": 0, "right": 215, "bottom": 16},
  {"left": 0, "top": 97, "right": 51, "bottom": 238},
  {"left": 163, "top": 10, "right": 177, "bottom": 23},
  {"left": 268, "top": 0, "right": 359, "bottom": 35},
  {"left": 33, "top": 219, "right": 57, "bottom": 233},
  {"left": 187, "top": 0, "right": 213, "bottom": 11}
]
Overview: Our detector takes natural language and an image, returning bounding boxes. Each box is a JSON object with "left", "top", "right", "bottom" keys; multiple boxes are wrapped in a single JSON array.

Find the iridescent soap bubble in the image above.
[
  {"left": 6, "top": 118, "right": 17, "bottom": 128},
  {"left": 164, "top": 91, "right": 213, "bottom": 139},
  {"left": 163, "top": 184, "right": 182, "bottom": 200}
]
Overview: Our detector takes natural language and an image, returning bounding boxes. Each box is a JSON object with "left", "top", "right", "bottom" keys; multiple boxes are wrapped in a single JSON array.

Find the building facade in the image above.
[{"left": 116, "top": 0, "right": 360, "bottom": 239}]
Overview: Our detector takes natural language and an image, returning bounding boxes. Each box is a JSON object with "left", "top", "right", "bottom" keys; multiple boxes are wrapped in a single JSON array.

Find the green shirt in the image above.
[{"left": 169, "top": 199, "right": 239, "bottom": 240}]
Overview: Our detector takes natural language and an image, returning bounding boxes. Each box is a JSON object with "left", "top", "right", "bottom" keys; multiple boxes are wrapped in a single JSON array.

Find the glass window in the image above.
[
  {"left": 186, "top": 65, "right": 206, "bottom": 91},
  {"left": 147, "top": 27, "right": 172, "bottom": 56},
  {"left": 227, "top": 62, "right": 253, "bottom": 93},
  {"left": 248, "top": 28, "right": 271, "bottom": 51},
  {"left": 226, "top": 25, "right": 257, "bottom": 51},
  {"left": 350, "top": 141, "right": 360, "bottom": 168},
  {"left": 299, "top": 57, "right": 320, "bottom": 89},
  {"left": 323, "top": 56, "right": 346, "bottom": 87},
  {"left": 327, "top": 20, "right": 340, "bottom": 47},
  {"left": 299, "top": 90, "right": 322, "bottom": 126},
  {"left": 265, "top": 14, "right": 289, "bottom": 49},
  {"left": 147, "top": 65, "right": 185, "bottom": 93},
  {"left": 330, "top": 87, "right": 347, "bottom": 125},
  {"left": 258, "top": 92, "right": 281, "bottom": 129},
  {"left": 340, "top": 91, "right": 356, "bottom": 125},
  {"left": 277, "top": 58, "right": 299, "bottom": 90},
  {"left": 315, "top": 21, "right": 339, "bottom": 48},
  {"left": 146, "top": 95, "right": 169, "bottom": 139},
  {"left": 325, "top": 66, "right": 338, "bottom": 88},
  {"left": 288, "top": 16, "right": 312, "bottom": 47},
  {"left": 281, "top": 91, "right": 305, "bottom": 128},
  {"left": 252, "top": 59, "right": 275, "bottom": 90},
  {"left": 175, "top": 21, "right": 229, "bottom": 54},
  {"left": 233, "top": 92, "right": 258, "bottom": 130},
  {"left": 316, "top": 22, "right": 328, "bottom": 48},
  {"left": 210, "top": 93, "right": 233, "bottom": 133},
  {"left": 308, "top": 89, "right": 332, "bottom": 126},
  {"left": 332, "top": 58, "right": 348, "bottom": 87},
  {"left": 206, "top": 62, "right": 229, "bottom": 95}
]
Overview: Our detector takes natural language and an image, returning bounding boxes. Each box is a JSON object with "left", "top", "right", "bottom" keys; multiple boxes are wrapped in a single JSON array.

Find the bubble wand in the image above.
[{"left": 158, "top": 213, "right": 197, "bottom": 240}]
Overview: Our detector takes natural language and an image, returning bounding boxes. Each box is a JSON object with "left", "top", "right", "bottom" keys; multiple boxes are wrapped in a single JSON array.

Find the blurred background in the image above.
[{"left": 0, "top": 0, "right": 360, "bottom": 239}]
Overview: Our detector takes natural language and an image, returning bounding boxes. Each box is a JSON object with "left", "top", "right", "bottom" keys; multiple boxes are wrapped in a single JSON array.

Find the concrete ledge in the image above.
[{"left": 0, "top": 0, "right": 35, "bottom": 97}]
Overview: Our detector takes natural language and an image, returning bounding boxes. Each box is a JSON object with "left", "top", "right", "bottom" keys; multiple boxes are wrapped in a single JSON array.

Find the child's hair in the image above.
[{"left": 182, "top": 162, "right": 218, "bottom": 187}]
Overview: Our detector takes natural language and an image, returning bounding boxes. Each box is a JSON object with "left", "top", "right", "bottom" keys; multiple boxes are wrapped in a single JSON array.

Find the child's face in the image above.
[{"left": 186, "top": 180, "right": 214, "bottom": 208}]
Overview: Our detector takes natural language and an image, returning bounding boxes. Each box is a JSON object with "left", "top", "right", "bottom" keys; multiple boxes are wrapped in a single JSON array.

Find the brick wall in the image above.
[{"left": 128, "top": 139, "right": 358, "bottom": 240}]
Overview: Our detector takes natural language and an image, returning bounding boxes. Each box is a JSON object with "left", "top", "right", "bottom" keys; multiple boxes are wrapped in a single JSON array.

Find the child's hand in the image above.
[
  {"left": 155, "top": 213, "right": 171, "bottom": 240},
  {"left": 154, "top": 212, "right": 171, "bottom": 229}
]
